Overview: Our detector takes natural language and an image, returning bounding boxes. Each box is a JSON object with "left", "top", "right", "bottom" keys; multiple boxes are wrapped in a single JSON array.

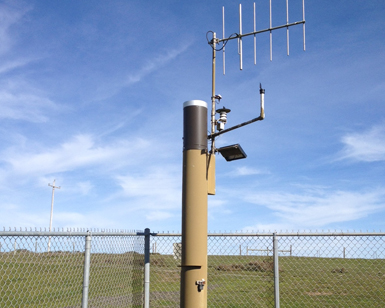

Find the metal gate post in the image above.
[
  {"left": 144, "top": 228, "right": 151, "bottom": 308},
  {"left": 82, "top": 232, "right": 92, "bottom": 308},
  {"left": 273, "top": 233, "right": 280, "bottom": 308}
]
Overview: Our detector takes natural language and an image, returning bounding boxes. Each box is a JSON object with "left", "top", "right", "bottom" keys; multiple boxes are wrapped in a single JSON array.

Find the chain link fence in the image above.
[
  {"left": 150, "top": 232, "right": 385, "bottom": 308},
  {"left": 1, "top": 230, "right": 385, "bottom": 307},
  {"left": 0, "top": 229, "right": 144, "bottom": 308}
]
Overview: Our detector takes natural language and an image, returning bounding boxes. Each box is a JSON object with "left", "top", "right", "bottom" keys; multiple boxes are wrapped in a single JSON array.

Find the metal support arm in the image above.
[{"left": 208, "top": 115, "right": 264, "bottom": 139}]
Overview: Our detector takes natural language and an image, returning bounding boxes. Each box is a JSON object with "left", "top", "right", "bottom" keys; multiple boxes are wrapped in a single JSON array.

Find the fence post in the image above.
[
  {"left": 144, "top": 228, "right": 151, "bottom": 308},
  {"left": 81, "top": 232, "right": 92, "bottom": 308},
  {"left": 273, "top": 233, "right": 280, "bottom": 308}
]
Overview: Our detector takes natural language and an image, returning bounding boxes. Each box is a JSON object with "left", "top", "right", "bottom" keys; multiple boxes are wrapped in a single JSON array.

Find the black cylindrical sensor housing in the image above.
[{"left": 183, "top": 100, "right": 208, "bottom": 151}]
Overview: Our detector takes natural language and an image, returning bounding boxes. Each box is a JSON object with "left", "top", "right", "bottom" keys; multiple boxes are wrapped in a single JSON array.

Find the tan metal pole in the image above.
[{"left": 181, "top": 100, "right": 208, "bottom": 308}]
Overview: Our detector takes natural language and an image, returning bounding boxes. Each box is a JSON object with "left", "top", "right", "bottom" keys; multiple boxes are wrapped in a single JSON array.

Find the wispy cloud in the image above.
[
  {"left": 233, "top": 166, "right": 268, "bottom": 176},
  {"left": 0, "top": 81, "right": 57, "bottom": 122},
  {"left": 0, "top": 3, "right": 57, "bottom": 123},
  {"left": 1, "top": 134, "right": 150, "bottom": 178},
  {"left": 0, "top": 206, "right": 48, "bottom": 228},
  {"left": 0, "top": 58, "right": 34, "bottom": 74},
  {"left": 338, "top": 124, "right": 385, "bottom": 162},
  {"left": 146, "top": 211, "right": 173, "bottom": 221},
  {"left": 116, "top": 166, "right": 181, "bottom": 211},
  {"left": 243, "top": 187, "right": 385, "bottom": 230},
  {"left": 76, "top": 181, "right": 93, "bottom": 195},
  {"left": 0, "top": 2, "right": 31, "bottom": 55},
  {"left": 126, "top": 44, "right": 191, "bottom": 85}
]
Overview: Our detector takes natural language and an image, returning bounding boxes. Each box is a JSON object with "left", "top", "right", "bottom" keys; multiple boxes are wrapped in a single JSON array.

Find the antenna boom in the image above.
[{"left": 217, "top": 20, "right": 305, "bottom": 44}]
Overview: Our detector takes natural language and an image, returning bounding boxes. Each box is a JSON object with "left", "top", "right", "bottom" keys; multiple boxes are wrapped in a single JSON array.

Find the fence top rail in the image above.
[
  {"left": 151, "top": 232, "right": 385, "bottom": 237},
  {"left": 0, "top": 231, "right": 140, "bottom": 237},
  {"left": 2, "top": 230, "right": 385, "bottom": 237}
]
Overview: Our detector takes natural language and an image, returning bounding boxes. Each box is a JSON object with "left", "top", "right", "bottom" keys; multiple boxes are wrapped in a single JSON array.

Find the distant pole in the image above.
[{"left": 48, "top": 179, "right": 60, "bottom": 252}]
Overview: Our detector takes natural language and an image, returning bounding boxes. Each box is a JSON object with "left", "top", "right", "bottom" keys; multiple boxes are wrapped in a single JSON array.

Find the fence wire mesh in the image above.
[
  {"left": 208, "top": 235, "right": 275, "bottom": 308},
  {"left": 276, "top": 235, "right": 385, "bottom": 308},
  {"left": 0, "top": 231, "right": 144, "bottom": 308},
  {"left": 150, "top": 233, "right": 385, "bottom": 308},
  {"left": 149, "top": 235, "right": 181, "bottom": 307},
  {"left": 1, "top": 231, "right": 385, "bottom": 307},
  {"left": 87, "top": 235, "right": 144, "bottom": 308}
]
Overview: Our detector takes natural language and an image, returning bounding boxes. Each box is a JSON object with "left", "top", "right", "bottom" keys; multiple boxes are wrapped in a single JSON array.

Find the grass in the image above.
[
  {"left": 1, "top": 251, "right": 385, "bottom": 307},
  {"left": 149, "top": 254, "right": 385, "bottom": 307},
  {"left": 0, "top": 250, "right": 144, "bottom": 308}
]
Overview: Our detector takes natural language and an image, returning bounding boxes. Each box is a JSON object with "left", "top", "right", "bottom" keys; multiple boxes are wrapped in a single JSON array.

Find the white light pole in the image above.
[{"left": 48, "top": 179, "right": 60, "bottom": 252}]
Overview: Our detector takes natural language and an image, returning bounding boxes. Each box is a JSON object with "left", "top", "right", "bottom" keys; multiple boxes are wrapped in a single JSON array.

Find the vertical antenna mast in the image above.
[
  {"left": 302, "top": 0, "right": 306, "bottom": 50},
  {"left": 239, "top": 4, "right": 243, "bottom": 70},
  {"left": 254, "top": 2, "right": 257, "bottom": 65},
  {"left": 269, "top": 0, "right": 273, "bottom": 61},
  {"left": 286, "top": 0, "right": 289, "bottom": 55},
  {"left": 222, "top": 7, "right": 225, "bottom": 75}
]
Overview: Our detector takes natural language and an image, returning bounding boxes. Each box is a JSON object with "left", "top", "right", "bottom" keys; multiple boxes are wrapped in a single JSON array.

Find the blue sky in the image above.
[{"left": 0, "top": 0, "right": 384, "bottom": 232}]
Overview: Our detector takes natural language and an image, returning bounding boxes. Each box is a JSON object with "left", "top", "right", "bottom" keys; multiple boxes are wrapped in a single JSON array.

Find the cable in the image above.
[{"left": 206, "top": 31, "right": 239, "bottom": 51}]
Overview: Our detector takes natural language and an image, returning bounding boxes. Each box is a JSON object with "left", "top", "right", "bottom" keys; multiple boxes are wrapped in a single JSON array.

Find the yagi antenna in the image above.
[
  {"left": 219, "top": 0, "right": 306, "bottom": 73},
  {"left": 208, "top": 1, "right": 306, "bottom": 153}
]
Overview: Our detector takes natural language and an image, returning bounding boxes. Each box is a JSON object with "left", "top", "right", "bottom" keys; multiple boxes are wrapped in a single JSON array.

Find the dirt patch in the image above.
[
  {"left": 331, "top": 267, "right": 348, "bottom": 273},
  {"left": 216, "top": 259, "right": 276, "bottom": 272}
]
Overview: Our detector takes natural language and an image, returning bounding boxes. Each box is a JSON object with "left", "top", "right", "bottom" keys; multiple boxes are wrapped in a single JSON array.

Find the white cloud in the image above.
[
  {"left": 338, "top": 124, "right": 385, "bottom": 162},
  {"left": 244, "top": 188, "right": 385, "bottom": 229},
  {"left": 0, "top": 4, "right": 57, "bottom": 123},
  {"left": 209, "top": 199, "right": 228, "bottom": 208},
  {"left": 233, "top": 166, "right": 267, "bottom": 176},
  {"left": 116, "top": 166, "right": 181, "bottom": 209},
  {"left": 1, "top": 134, "right": 151, "bottom": 177},
  {"left": 0, "top": 210, "right": 48, "bottom": 228},
  {"left": 77, "top": 182, "right": 93, "bottom": 195},
  {"left": 0, "top": 203, "right": 19, "bottom": 211},
  {"left": 242, "top": 223, "right": 294, "bottom": 233},
  {"left": 54, "top": 212, "right": 85, "bottom": 224},
  {"left": 0, "top": 2, "right": 31, "bottom": 55},
  {"left": 0, "top": 84, "right": 57, "bottom": 122},
  {"left": 126, "top": 44, "right": 191, "bottom": 85},
  {"left": 0, "top": 58, "right": 34, "bottom": 74},
  {"left": 146, "top": 211, "right": 173, "bottom": 221}
]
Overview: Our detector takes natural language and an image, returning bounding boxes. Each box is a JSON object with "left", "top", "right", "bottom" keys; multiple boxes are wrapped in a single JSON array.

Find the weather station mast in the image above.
[{"left": 181, "top": 1, "right": 306, "bottom": 307}]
